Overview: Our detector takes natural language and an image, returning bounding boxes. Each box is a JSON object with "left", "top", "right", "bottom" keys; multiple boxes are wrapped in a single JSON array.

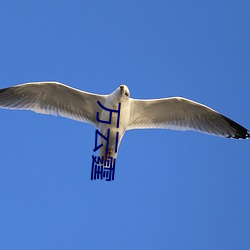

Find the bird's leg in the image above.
[{"left": 105, "top": 149, "right": 112, "bottom": 160}]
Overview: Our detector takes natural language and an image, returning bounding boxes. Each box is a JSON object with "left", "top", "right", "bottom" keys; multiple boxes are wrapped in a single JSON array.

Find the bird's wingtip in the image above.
[
  {"left": 247, "top": 130, "right": 250, "bottom": 139},
  {"left": 222, "top": 115, "right": 250, "bottom": 139},
  {"left": 0, "top": 88, "right": 8, "bottom": 94}
]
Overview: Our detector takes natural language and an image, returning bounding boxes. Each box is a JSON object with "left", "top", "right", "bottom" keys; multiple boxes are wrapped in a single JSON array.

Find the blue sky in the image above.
[{"left": 0, "top": 1, "right": 249, "bottom": 249}]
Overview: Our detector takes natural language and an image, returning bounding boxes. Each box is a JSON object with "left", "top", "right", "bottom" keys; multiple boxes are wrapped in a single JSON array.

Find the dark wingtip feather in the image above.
[
  {"left": 0, "top": 88, "right": 9, "bottom": 94},
  {"left": 222, "top": 115, "right": 249, "bottom": 139},
  {"left": 247, "top": 131, "right": 250, "bottom": 138}
]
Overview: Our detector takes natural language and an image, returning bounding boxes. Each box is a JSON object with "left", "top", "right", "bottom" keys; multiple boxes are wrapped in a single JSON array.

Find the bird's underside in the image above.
[{"left": 0, "top": 82, "right": 249, "bottom": 145}]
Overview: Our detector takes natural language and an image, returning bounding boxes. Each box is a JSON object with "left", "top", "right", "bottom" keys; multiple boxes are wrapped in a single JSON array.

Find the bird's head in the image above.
[{"left": 119, "top": 84, "right": 130, "bottom": 98}]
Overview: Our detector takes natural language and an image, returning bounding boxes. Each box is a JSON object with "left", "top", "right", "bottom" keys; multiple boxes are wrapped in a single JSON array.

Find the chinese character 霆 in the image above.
[{"left": 90, "top": 155, "right": 116, "bottom": 181}]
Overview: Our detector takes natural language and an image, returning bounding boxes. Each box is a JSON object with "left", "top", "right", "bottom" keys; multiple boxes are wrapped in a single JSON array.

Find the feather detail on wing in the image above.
[
  {"left": 128, "top": 97, "right": 249, "bottom": 139},
  {"left": 0, "top": 82, "right": 106, "bottom": 126}
]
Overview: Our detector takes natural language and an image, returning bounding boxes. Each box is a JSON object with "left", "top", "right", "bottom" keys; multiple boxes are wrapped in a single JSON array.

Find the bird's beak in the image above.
[{"left": 120, "top": 85, "right": 124, "bottom": 93}]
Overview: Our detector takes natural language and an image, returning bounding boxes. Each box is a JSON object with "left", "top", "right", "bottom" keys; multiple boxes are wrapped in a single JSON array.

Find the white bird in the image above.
[{"left": 0, "top": 82, "right": 249, "bottom": 163}]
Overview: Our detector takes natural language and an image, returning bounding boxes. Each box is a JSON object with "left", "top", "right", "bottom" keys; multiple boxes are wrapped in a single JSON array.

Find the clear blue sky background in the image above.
[{"left": 0, "top": 1, "right": 249, "bottom": 249}]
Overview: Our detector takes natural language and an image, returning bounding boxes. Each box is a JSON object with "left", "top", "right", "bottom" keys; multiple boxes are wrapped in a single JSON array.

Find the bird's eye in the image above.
[{"left": 125, "top": 92, "right": 129, "bottom": 97}]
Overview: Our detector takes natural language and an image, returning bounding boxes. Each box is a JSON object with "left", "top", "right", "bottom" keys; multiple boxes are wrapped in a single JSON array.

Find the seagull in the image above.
[{"left": 0, "top": 82, "right": 249, "bottom": 162}]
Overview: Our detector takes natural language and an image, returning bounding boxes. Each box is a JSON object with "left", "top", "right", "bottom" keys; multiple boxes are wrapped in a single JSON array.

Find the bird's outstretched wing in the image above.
[
  {"left": 128, "top": 97, "right": 249, "bottom": 139},
  {"left": 0, "top": 82, "right": 106, "bottom": 127}
]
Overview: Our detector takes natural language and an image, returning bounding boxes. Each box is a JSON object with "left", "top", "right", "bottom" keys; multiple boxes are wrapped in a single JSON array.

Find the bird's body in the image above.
[
  {"left": 0, "top": 82, "right": 249, "bottom": 164},
  {"left": 98, "top": 85, "right": 130, "bottom": 160}
]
